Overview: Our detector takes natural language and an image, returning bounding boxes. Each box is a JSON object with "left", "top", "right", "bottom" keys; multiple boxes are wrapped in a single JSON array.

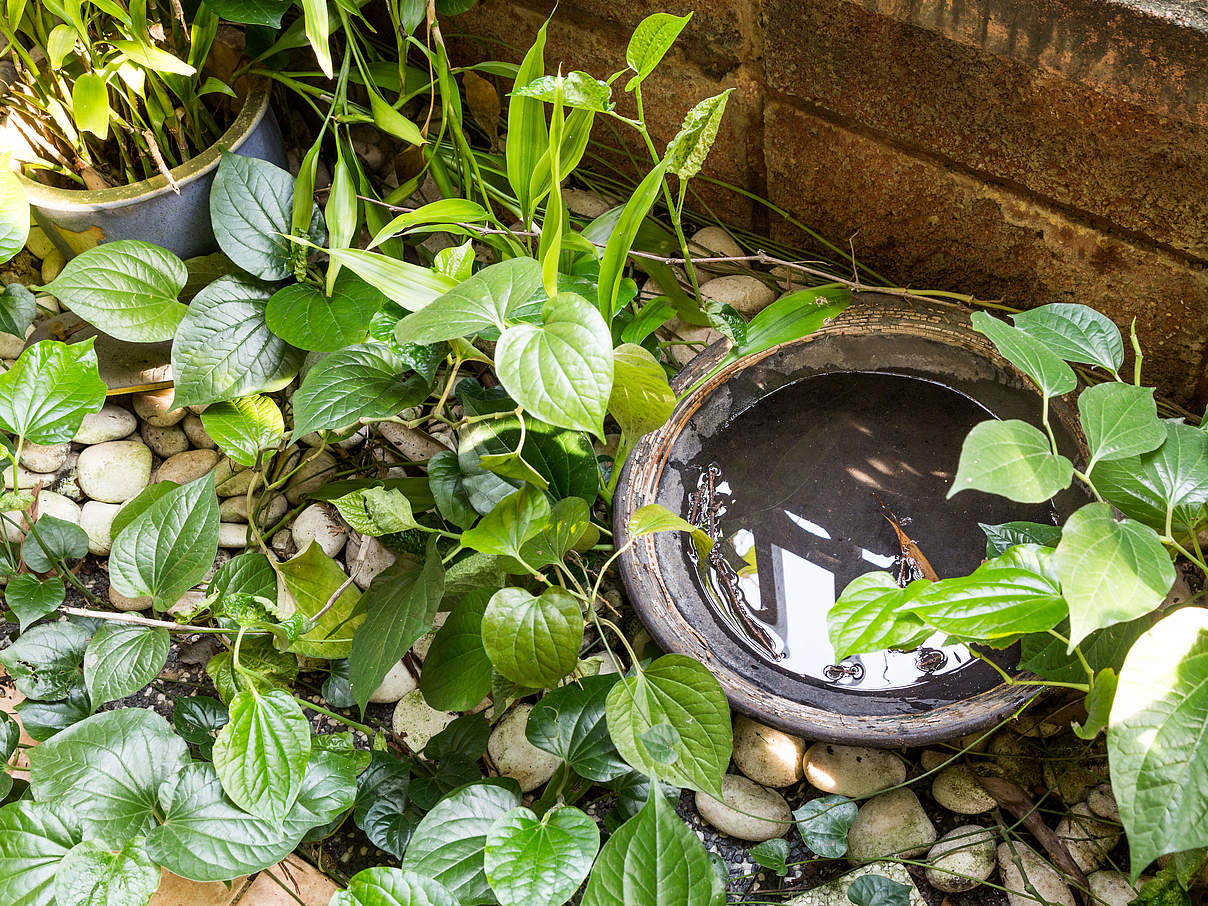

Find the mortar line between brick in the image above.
[{"left": 764, "top": 86, "right": 1208, "bottom": 271}]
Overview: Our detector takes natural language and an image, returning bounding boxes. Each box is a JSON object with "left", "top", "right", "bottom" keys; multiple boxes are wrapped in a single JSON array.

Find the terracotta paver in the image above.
[
  {"left": 148, "top": 870, "right": 251, "bottom": 906},
  {"left": 236, "top": 854, "right": 338, "bottom": 905}
]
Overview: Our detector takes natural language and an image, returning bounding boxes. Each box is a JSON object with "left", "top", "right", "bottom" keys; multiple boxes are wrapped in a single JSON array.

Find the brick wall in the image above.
[{"left": 444, "top": 0, "right": 1208, "bottom": 406}]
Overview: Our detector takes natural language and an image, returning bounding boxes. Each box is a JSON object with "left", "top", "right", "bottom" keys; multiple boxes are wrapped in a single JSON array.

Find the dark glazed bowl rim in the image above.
[{"left": 612, "top": 292, "right": 1083, "bottom": 746}]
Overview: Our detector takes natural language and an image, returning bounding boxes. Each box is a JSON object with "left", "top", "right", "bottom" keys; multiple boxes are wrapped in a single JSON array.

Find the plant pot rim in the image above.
[{"left": 16, "top": 78, "right": 274, "bottom": 211}]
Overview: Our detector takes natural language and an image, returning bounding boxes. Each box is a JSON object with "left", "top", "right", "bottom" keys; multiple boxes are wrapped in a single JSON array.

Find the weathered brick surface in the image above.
[
  {"left": 848, "top": 0, "right": 1208, "bottom": 127},
  {"left": 764, "top": 0, "right": 1208, "bottom": 260},
  {"left": 763, "top": 100, "right": 1208, "bottom": 402}
]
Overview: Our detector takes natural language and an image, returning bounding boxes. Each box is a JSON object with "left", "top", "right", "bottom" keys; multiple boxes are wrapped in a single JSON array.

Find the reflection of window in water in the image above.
[{"left": 691, "top": 464, "right": 970, "bottom": 691}]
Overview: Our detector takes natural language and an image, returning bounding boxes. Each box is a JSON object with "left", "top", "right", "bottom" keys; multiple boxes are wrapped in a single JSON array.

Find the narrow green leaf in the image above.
[
  {"left": 506, "top": 21, "right": 548, "bottom": 224},
  {"left": 71, "top": 73, "right": 110, "bottom": 138},
  {"left": 597, "top": 161, "right": 667, "bottom": 320},
  {"left": 625, "top": 12, "right": 692, "bottom": 89},
  {"left": 350, "top": 552, "right": 444, "bottom": 713},
  {"left": 321, "top": 246, "right": 456, "bottom": 311},
  {"left": 665, "top": 90, "right": 732, "bottom": 181}
]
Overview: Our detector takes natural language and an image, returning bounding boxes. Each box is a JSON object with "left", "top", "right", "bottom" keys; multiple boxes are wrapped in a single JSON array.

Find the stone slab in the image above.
[{"left": 236, "top": 854, "right": 338, "bottom": 905}]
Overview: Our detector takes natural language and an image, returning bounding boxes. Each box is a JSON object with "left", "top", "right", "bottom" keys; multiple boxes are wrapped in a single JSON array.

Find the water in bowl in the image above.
[{"left": 685, "top": 370, "right": 1055, "bottom": 691}]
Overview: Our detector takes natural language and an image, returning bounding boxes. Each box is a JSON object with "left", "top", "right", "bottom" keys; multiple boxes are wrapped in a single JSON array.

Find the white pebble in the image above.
[
  {"left": 998, "top": 842, "right": 1074, "bottom": 906},
  {"left": 19, "top": 442, "right": 69, "bottom": 473},
  {"left": 846, "top": 789, "right": 937, "bottom": 861},
  {"left": 81, "top": 501, "right": 122, "bottom": 555},
  {"left": 77, "top": 441, "right": 152, "bottom": 503},
  {"left": 1055, "top": 802, "right": 1120, "bottom": 873},
  {"left": 141, "top": 423, "right": 189, "bottom": 458},
  {"left": 34, "top": 490, "right": 80, "bottom": 526},
  {"left": 108, "top": 585, "right": 151, "bottom": 612},
  {"left": 695, "top": 773, "right": 792, "bottom": 842},
  {"left": 925, "top": 825, "right": 997, "bottom": 892},
  {"left": 369, "top": 660, "right": 418, "bottom": 704},
  {"left": 292, "top": 503, "right": 347, "bottom": 557},
  {"left": 218, "top": 522, "right": 249, "bottom": 548},
  {"left": 347, "top": 534, "right": 397, "bottom": 590},
  {"left": 1087, "top": 871, "right": 1140, "bottom": 906},
  {"left": 931, "top": 764, "right": 996, "bottom": 814},
  {"left": 732, "top": 715, "right": 805, "bottom": 788},
  {"left": 154, "top": 449, "right": 220, "bottom": 485},
  {"left": 74, "top": 405, "right": 137, "bottom": 444},
  {"left": 182, "top": 413, "right": 217, "bottom": 449},
  {"left": 699, "top": 274, "right": 776, "bottom": 317},
  {"left": 804, "top": 743, "right": 907, "bottom": 799},
  {"left": 391, "top": 690, "right": 455, "bottom": 754},
  {"left": 487, "top": 704, "right": 562, "bottom": 793},
  {"left": 132, "top": 388, "right": 185, "bottom": 426}
]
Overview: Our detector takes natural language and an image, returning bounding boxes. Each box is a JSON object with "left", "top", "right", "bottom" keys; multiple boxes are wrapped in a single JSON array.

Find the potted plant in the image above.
[{"left": 0, "top": 0, "right": 287, "bottom": 258}]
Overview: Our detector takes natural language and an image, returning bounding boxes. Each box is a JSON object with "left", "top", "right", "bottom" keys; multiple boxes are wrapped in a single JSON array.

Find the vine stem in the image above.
[
  {"left": 299, "top": 698, "right": 376, "bottom": 738},
  {"left": 60, "top": 605, "right": 241, "bottom": 634},
  {"left": 359, "top": 197, "right": 993, "bottom": 311}
]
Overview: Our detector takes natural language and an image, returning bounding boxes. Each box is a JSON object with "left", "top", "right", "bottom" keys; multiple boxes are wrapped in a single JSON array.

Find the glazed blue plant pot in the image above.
[{"left": 18, "top": 79, "right": 286, "bottom": 261}]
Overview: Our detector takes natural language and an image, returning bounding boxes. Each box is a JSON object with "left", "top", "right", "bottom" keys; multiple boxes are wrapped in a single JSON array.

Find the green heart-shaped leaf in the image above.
[
  {"left": 1078, "top": 383, "right": 1166, "bottom": 474},
  {"left": 265, "top": 273, "right": 384, "bottom": 351},
  {"left": 1011, "top": 303, "right": 1124, "bottom": 374},
  {"left": 1108, "top": 608, "right": 1208, "bottom": 876},
  {"left": 0, "top": 339, "right": 106, "bottom": 445},
  {"left": 971, "top": 310, "right": 1077, "bottom": 399},
  {"left": 5, "top": 574, "right": 65, "bottom": 631},
  {"left": 213, "top": 688, "right": 311, "bottom": 822},
  {"left": 484, "top": 805, "right": 600, "bottom": 906},
  {"left": 605, "top": 654, "right": 731, "bottom": 799},
  {"left": 43, "top": 241, "right": 187, "bottom": 341},
  {"left": 108, "top": 473, "right": 220, "bottom": 611},
  {"left": 171, "top": 276, "right": 304, "bottom": 408},
  {"left": 949, "top": 419, "right": 1074, "bottom": 503},
  {"left": 84, "top": 623, "right": 170, "bottom": 707},
  {"left": 495, "top": 293, "right": 613, "bottom": 436},
  {"left": 200, "top": 395, "right": 284, "bottom": 467},
  {"left": 1054, "top": 502, "right": 1175, "bottom": 648},
  {"left": 481, "top": 587, "right": 583, "bottom": 688}
]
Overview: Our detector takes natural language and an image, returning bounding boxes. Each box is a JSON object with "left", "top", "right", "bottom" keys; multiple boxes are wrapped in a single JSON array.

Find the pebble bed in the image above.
[{"left": 0, "top": 228, "right": 1159, "bottom": 903}]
